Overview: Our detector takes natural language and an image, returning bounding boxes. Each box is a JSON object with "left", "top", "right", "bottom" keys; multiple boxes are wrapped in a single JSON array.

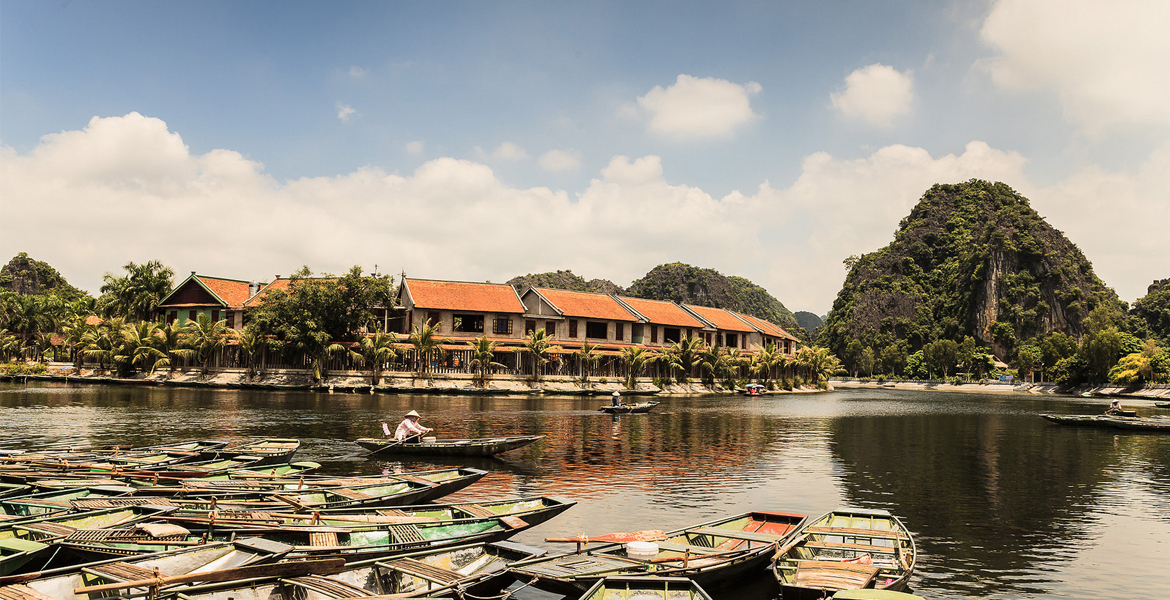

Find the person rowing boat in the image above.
[{"left": 382, "top": 410, "right": 433, "bottom": 443}]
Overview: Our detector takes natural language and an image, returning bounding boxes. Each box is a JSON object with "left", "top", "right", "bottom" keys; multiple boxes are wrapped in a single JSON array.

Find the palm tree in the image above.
[
  {"left": 353, "top": 331, "right": 400, "bottom": 385},
  {"left": 153, "top": 321, "right": 196, "bottom": 377},
  {"left": 466, "top": 335, "right": 505, "bottom": 388},
  {"left": 795, "top": 346, "right": 839, "bottom": 387},
  {"left": 9, "top": 294, "right": 50, "bottom": 347},
  {"left": 97, "top": 260, "right": 175, "bottom": 321},
  {"left": 620, "top": 346, "right": 656, "bottom": 389},
  {"left": 61, "top": 316, "right": 94, "bottom": 369},
  {"left": 576, "top": 342, "right": 601, "bottom": 387},
  {"left": 0, "top": 329, "right": 23, "bottom": 362},
  {"left": 408, "top": 321, "right": 450, "bottom": 379},
  {"left": 81, "top": 317, "right": 125, "bottom": 373},
  {"left": 123, "top": 321, "right": 165, "bottom": 374},
  {"left": 523, "top": 329, "right": 559, "bottom": 382},
  {"left": 661, "top": 336, "right": 705, "bottom": 383},
  {"left": 698, "top": 345, "right": 726, "bottom": 387},
  {"left": 234, "top": 330, "right": 263, "bottom": 380},
  {"left": 184, "top": 313, "right": 235, "bottom": 375}
]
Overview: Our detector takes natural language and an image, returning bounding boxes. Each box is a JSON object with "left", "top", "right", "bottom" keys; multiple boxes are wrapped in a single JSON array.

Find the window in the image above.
[
  {"left": 726, "top": 333, "right": 738, "bottom": 348},
  {"left": 651, "top": 326, "right": 658, "bottom": 344},
  {"left": 546, "top": 321, "right": 556, "bottom": 337},
  {"left": 664, "top": 328, "right": 680, "bottom": 343},
  {"left": 167, "top": 311, "right": 177, "bottom": 325},
  {"left": 525, "top": 320, "right": 536, "bottom": 335},
  {"left": 615, "top": 322, "right": 624, "bottom": 341},
  {"left": 211, "top": 310, "right": 220, "bottom": 323},
  {"left": 493, "top": 318, "right": 513, "bottom": 335},
  {"left": 585, "top": 321, "right": 608, "bottom": 339},
  {"left": 454, "top": 314, "right": 484, "bottom": 333},
  {"left": 568, "top": 319, "right": 578, "bottom": 338},
  {"left": 189, "top": 310, "right": 197, "bottom": 322},
  {"left": 426, "top": 311, "right": 440, "bottom": 328}
]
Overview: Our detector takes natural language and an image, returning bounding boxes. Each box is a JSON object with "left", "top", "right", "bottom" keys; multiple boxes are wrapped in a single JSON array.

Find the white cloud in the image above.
[
  {"left": 538, "top": 149, "right": 581, "bottom": 172},
  {"left": 493, "top": 142, "right": 528, "bottom": 161},
  {"left": 348, "top": 66, "right": 367, "bottom": 78},
  {"left": 336, "top": 103, "right": 357, "bottom": 122},
  {"left": 980, "top": 0, "right": 1170, "bottom": 134},
  {"left": 1, "top": 113, "right": 1164, "bottom": 315},
  {"left": 405, "top": 141, "right": 425, "bottom": 155},
  {"left": 636, "top": 74, "right": 762, "bottom": 138},
  {"left": 830, "top": 64, "right": 914, "bottom": 126}
]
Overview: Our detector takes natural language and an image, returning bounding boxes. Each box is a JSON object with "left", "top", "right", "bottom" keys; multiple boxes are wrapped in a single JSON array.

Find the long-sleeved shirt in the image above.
[{"left": 394, "top": 418, "right": 428, "bottom": 441}]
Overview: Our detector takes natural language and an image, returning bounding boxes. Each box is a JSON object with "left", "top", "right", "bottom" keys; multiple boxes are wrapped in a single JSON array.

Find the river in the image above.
[{"left": 1, "top": 382, "right": 1168, "bottom": 599}]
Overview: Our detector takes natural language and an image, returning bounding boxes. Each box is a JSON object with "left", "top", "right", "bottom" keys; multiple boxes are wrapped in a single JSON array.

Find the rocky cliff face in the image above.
[
  {"left": 0, "top": 252, "right": 84, "bottom": 297},
  {"left": 507, "top": 270, "right": 625, "bottom": 295},
  {"left": 820, "top": 180, "right": 1118, "bottom": 358}
]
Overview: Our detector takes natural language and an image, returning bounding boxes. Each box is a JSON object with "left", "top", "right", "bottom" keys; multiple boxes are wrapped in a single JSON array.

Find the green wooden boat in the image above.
[
  {"left": 508, "top": 510, "right": 808, "bottom": 596},
  {"left": 0, "top": 538, "right": 51, "bottom": 576},
  {"left": 58, "top": 504, "right": 550, "bottom": 564},
  {"left": 581, "top": 575, "right": 714, "bottom": 600},
  {"left": 152, "top": 496, "right": 575, "bottom": 532},
  {"left": 72, "top": 540, "right": 544, "bottom": 600},
  {"left": 0, "top": 504, "right": 177, "bottom": 542},
  {"left": 354, "top": 435, "right": 543, "bottom": 457},
  {"left": 773, "top": 507, "right": 917, "bottom": 600},
  {"left": 202, "top": 438, "right": 300, "bottom": 465},
  {"left": 1040, "top": 413, "right": 1170, "bottom": 432},
  {"left": 0, "top": 537, "right": 294, "bottom": 595}
]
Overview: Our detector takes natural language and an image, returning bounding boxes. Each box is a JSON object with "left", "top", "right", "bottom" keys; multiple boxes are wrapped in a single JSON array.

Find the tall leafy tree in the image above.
[
  {"left": 353, "top": 331, "right": 400, "bottom": 385},
  {"left": 523, "top": 329, "right": 559, "bottom": 382},
  {"left": 154, "top": 321, "right": 196, "bottom": 377},
  {"left": 97, "top": 260, "right": 175, "bottom": 321},
  {"left": 407, "top": 320, "right": 450, "bottom": 379},
  {"left": 576, "top": 342, "right": 601, "bottom": 386},
  {"left": 661, "top": 336, "right": 705, "bottom": 383},
  {"left": 620, "top": 346, "right": 656, "bottom": 389}
]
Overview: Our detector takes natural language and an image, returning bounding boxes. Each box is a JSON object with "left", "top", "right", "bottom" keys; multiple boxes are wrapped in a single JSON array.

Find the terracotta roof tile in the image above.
[
  {"left": 684, "top": 305, "right": 756, "bottom": 332},
  {"left": 243, "top": 278, "right": 292, "bottom": 308},
  {"left": 618, "top": 297, "right": 706, "bottom": 328},
  {"left": 737, "top": 313, "right": 798, "bottom": 341},
  {"left": 405, "top": 279, "right": 525, "bottom": 314},
  {"left": 534, "top": 289, "right": 638, "bottom": 321},
  {"left": 196, "top": 277, "right": 253, "bottom": 309}
]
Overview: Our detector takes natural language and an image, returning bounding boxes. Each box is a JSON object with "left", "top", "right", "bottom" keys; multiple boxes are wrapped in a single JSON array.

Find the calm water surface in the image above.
[{"left": 1, "top": 383, "right": 1168, "bottom": 599}]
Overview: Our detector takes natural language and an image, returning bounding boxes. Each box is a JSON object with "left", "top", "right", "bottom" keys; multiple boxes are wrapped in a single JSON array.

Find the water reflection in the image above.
[{"left": 0, "top": 383, "right": 1168, "bottom": 599}]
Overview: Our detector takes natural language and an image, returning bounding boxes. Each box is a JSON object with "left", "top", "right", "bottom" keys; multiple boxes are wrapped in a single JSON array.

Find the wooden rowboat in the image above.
[
  {"left": 772, "top": 507, "right": 917, "bottom": 600},
  {"left": 205, "top": 438, "right": 300, "bottom": 465},
  {"left": 508, "top": 510, "right": 807, "bottom": 595},
  {"left": 1040, "top": 413, "right": 1170, "bottom": 432},
  {"left": 581, "top": 575, "right": 715, "bottom": 600},
  {"left": 74, "top": 540, "right": 545, "bottom": 600},
  {"left": 354, "top": 435, "right": 543, "bottom": 457},
  {"left": 598, "top": 402, "right": 659, "bottom": 414}
]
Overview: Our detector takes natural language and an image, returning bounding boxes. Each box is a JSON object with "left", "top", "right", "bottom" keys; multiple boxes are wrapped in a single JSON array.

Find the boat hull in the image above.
[{"left": 355, "top": 435, "right": 543, "bottom": 457}]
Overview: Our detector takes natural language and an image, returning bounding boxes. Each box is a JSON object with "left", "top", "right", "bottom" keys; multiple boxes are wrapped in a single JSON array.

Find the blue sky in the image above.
[{"left": 2, "top": 1, "right": 1168, "bottom": 314}]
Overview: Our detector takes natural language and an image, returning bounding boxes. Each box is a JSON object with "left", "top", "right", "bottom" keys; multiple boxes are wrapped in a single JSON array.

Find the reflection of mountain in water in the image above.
[{"left": 827, "top": 412, "right": 1114, "bottom": 597}]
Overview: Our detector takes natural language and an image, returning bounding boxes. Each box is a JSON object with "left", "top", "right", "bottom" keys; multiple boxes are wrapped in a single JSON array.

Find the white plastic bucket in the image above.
[
  {"left": 421, "top": 436, "right": 437, "bottom": 443},
  {"left": 626, "top": 541, "right": 659, "bottom": 560}
]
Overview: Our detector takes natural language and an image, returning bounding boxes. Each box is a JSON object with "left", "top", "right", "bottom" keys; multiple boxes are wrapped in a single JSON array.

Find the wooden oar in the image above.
[
  {"left": 363, "top": 440, "right": 403, "bottom": 456},
  {"left": 74, "top": 557, "right": 346, "bottom": 594},
  {"left": 545, "top": 530, "right": 667, "bottom": 543}
]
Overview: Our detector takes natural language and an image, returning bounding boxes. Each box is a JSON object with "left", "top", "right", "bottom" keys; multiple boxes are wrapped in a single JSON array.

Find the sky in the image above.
[{"left": 2, "top": 0, "right": 1168, "bottom": 316}]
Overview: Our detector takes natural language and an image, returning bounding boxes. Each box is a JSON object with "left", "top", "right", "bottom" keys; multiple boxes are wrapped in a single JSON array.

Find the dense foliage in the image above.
[
  {"left": 820, "top": 181, "right": 1167, "bottom": 384},
  {"left": 97, "top": 260, "right": 175, "bottom": 322},
  {"left": 507, "top": 270, "right": 624, "bottom": 294},
  {"left": 0, "top": 253, "right": 88, "bottom": 299},
  {"left": 1129, "top": 279, "right": 1170, "bottom": 346},
  {"left": 246, "top": 265, "right": 396, "bottom": 348}
]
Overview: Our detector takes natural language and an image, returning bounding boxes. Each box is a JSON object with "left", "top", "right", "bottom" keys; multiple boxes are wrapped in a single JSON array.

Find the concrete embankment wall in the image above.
[{"left": 832, "top": 379, "right": 1170, "bottom": 400}]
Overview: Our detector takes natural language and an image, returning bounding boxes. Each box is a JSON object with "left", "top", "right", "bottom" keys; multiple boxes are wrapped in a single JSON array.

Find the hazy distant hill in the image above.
[
  {"left": 795, "top": 311, "right": 824, "bottom": 334},
  {"left": 820, "top": 180, "right": 1119, "bottom": 358}
]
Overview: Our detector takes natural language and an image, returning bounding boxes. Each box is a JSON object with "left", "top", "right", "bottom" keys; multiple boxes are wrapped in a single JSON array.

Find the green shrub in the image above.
[{"left": 0, "top": 362, "right": 47, "bottom": 375}]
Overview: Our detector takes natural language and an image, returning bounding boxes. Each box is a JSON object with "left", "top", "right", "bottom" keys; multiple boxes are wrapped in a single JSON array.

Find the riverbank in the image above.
[
  {"left": 0, "top": 363, "right": 824, "bottom": 396},
  {"left": 832, "top": 378, "right": 1170, "bottom": 400}
]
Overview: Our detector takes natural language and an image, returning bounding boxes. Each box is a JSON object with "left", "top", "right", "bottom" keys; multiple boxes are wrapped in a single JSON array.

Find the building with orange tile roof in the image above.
[
  {"left": 519, "top": 287, "right": 641, "bottom": 345},
  {"left": 735, "top": 312, "right": 798, "bottom": 355},
  {"left": 615, "top": 296, "right": 713, "bottom": 346},
  {"left": 682, "top": 304, "right": 759, "bottom": 351},
  {"left": 399, "top": 278, "right": 527, "bottom": 340},
  {"left": 156, "top": 272, "right": 264, "bottom": 329}
]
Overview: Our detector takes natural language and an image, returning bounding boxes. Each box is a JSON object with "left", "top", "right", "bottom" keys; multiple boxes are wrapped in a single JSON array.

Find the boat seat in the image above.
[
  {"left": 793, "top": 560, "right": 879, "bottom": 590},
  {"left": 802, "top": 541, "right": 897, "bottom": 553},
  {"left": 500, "top": 516, "right": 528, "bottom": 530},
  {"left": 379, "top": 557, "right": 462, "bottom": 584},
  {"left": 377, "top": 508, "right": 410, "bottom": 517},
  {"left": 83, "top": 561, "right": 155, "bottom": 582},
  {"left": 805, "top": 526, "right": 907, "bottom": 539},
  {"left": 309, "top": 532, "right": 339, "bottom": 547},
  {"left": 330, "top": 488, "right": 373, "bottom": 500},
  {"left": 0, "top": 584, "right": 57, "bottom": 600},
  {"left": 453, "top": 503, "right": 498, "bottom": 518},
  {"left": 388, "top": 524, "right": 425, "bottom": 544},
  {"left": 690, "top": 527, "right": 783, "bottom": 543},
  {"left": 18, "top": 522, "right": 77, "bottom": 538}
]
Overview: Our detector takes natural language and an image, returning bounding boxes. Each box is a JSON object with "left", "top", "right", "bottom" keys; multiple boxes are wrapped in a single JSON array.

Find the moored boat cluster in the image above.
[{"left": 0, "top": 438, "right": 922, "bottom": 599}]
